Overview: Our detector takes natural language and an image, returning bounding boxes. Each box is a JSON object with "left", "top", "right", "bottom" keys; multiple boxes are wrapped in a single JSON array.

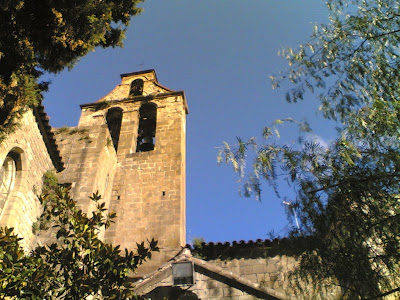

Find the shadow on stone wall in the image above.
[{"left": 143, "top": 286, "right": 199, "bottom": 300}]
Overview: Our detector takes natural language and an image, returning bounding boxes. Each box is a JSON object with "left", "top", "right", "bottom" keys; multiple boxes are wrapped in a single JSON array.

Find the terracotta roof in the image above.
[
  {"left": 133, "top": 248, "right": 288, "bottom": 300},
  {"left": 187, "top": 238, "right": 302, "bottom": 260},
  {"left": 33, "top": 104, "right": 64, "bottom": 172}
]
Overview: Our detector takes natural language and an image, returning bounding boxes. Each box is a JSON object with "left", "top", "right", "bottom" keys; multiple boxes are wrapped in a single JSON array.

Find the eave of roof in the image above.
[
  {"left": 120, "top": 69, "right": 157, "bottom": 81},
  {"left": 80, "top": 91, "right": 189, "bottom": 114},
  {"left": 33, "top": 104, "right": 64, "bottom": 172}
]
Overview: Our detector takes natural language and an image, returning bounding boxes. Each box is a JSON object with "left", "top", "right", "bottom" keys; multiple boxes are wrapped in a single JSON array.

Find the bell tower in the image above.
[{"left": 59, "top": 70, "right": 188, "bottom": 274}]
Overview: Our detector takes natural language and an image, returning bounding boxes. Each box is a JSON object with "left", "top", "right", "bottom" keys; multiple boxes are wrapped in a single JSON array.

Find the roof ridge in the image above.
[{"left": 33, "top": 104, "right": 64, "bottom": 172}]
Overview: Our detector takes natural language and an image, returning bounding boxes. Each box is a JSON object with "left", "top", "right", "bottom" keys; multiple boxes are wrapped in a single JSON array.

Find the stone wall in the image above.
[
  {"left": 134, "top": 249, "right": 291, "bottom": 299},
  {"left": 101, "top": 94, "right": 187, "bottom": 249},
  {"left": 55, "top": 70, "right": 188, "bottom": 275},
  {"left": 137, "top": 253, "right": 340, "bottom": 299},
  {"left": 186, "top": 240, "right": 342, "bottom": 299},
  {"left": 0, "top": 111, "right": 55, "bottom": 250},
  {"left": 54, "top": 124, "right": 117, "bottom": 215},
  {"left": 142, "top": 271, "right": 262, "bottom": 300},
  {"left": 92, "top": 93, "right": 187, "bottom": 274},
  {"left": 207, "top": 256, "right": 295, "bottom": 296},
  {"left": 205, "top": 256, "right": 340, "bottom": 299}
]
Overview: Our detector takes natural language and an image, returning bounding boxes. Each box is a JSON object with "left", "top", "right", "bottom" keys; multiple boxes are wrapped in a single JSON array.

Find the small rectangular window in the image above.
[{"left": 172, "top": 262, "right": 195, "bottom": 286}]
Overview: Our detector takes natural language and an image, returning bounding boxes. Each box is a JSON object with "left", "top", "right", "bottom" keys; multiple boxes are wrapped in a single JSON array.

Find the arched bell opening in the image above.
[
  {"left": 137, "top": 102, "right": 157, "bottom": 152},
  {"left": 130, "top": 79, "right": 144, "bottom": 96},
  {"left": 106, "top": 107, "right": 123, "bottom": 151}
]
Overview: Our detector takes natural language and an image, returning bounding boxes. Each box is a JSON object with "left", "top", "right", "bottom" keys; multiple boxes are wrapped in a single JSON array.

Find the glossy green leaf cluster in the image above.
[{"left": 0, "top": 175, "right": 158, "bottom": 299}]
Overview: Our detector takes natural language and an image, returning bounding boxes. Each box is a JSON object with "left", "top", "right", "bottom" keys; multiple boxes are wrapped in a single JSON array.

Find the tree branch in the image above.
[{"left": 364, "top": 286, "right": 400, "bottom": 300}]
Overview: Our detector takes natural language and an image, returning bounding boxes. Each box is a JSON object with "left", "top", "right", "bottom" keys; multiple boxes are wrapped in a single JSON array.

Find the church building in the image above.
[{"left": 0, "top": 70, "right": 339, "bottom": 299}]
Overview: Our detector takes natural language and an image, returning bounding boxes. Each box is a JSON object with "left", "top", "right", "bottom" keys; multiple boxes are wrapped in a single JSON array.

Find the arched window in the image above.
[
  {"left": 0, "top": 151, "right": 21, "bottom": 212},
  {"left": 106, "top": 107, "right": 123, "bottom": 151},
  {"left": 137, "top": 103, "right": 157, "bottom": 152},
  {"left": 130, "top": 79, "right": 144, "bottom": 96}
]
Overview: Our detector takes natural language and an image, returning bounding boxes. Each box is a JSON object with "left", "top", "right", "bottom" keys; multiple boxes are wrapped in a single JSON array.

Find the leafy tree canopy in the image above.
[
  {"left": 0, "top": 172, "right": 158, "bottom": 299},
  {"left": 220, "top": 0, "right": 400, "bottom": 298},
  {"left": 0, "top": 0, "right": 143, "bottom": 139}
]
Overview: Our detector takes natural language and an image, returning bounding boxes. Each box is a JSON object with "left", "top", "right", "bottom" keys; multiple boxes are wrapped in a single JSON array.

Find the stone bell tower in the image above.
[{"left": 56, "top": 70, "right": 188, "bottom": 273}]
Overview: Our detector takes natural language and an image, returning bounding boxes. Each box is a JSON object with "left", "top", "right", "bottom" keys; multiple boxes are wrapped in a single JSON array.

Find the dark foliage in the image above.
[{"left": 0, "top": 0, "right": 143, "bottom": 141}]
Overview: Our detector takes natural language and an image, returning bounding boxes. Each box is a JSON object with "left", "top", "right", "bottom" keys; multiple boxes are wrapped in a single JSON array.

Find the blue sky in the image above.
[{"left": 43, "top": 0, "right": 330, "bottom": 243}]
